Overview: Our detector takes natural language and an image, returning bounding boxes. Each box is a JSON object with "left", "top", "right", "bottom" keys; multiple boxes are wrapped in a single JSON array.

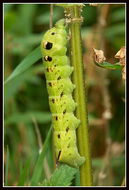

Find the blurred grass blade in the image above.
[
  {"left": 30, "top": 126, "right": 52, "bottom": 186},
  {"left": 18, "top": 159, "right": 30, "bottom": 186},
  {"left": 5, "top": 111, "right": 51, "bottom": 125},
  {"left": 18, "top": 4, "right": 37, "bottom": 35},
  {"left": 94, "top": 62, "right": 123, "bottom": 70},
  {"left": 4, "top": 46, "right": 42, "bottom": 84},
  {"left": 5, "top": 146, "right": 9, "bottom": 186}
]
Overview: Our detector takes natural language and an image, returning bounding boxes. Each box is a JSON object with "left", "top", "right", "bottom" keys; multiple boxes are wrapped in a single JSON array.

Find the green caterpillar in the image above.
[{"left": 41, "top": 19, "right": 85, "bottom": 168}]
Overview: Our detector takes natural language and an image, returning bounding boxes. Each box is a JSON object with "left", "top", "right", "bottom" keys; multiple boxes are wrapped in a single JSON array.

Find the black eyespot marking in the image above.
[
  {"left": 66, "top": 127, "right": 69, "bottom": 132},
  {"left": 44, "top": 56, "right": 52, "bottom": 62},
  {"left": 57, "top": 150, "right": 61, "bottom": 160},
  {"left": 51, "top": 32, "right": 55, "bottom": 35},
  {"left": 60, "top": 92, "right": 64, "bottom": 97},
  {"left": 57, "top": 76, "right": 61, "bottom": 80},
  {"left": 63, "top": 110, "right": 66, "bottom": 114},
  {"left": 58, "top": 134, "right": 60, "bottom": 139},
  {"left": 48, "top": 56, "right": 52, "bottom": 61},
  {"left": 52, "top": 99, "right": 55, "bottom": 103},
  {"left": 55, "top": 116, "right": 58, "bottom": 120},
  {"left": 49, "top": 67, "right": 54, "bottom": 72},
  {"left": 48, "top": 82, "right": 52, "bottom": 86},
  {"left": 44, "top": 42, "right": 53, "bottom": 50}
]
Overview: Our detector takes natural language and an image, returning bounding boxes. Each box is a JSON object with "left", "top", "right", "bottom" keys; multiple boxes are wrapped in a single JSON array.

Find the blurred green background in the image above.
[{"left": 4, "top": 3, "right": 125, "bottom": 186}]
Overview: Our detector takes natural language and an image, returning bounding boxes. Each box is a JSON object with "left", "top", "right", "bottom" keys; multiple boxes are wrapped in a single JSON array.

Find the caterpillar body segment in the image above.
[{"left": 41, "top": 19, "right": 85, "bottom": 168}]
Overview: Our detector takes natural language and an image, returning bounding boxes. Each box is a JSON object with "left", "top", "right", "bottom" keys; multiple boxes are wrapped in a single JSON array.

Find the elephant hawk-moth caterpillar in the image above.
[{"left": 41, "top": 19, "right": 85, "bottom": 168}]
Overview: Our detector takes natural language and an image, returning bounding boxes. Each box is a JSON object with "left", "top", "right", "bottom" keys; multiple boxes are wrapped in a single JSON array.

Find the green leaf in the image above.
[
  {"left": 75, "top": 169, "right": 80, "bottom": 186},
  {"left": 42, "top": 164, "right": 78, "bottom": 186},
  {"left": 5, "top": 111, "right": 51, "bottom": 125},
  {"left": 4, "top": 46, "right": 42, "bottom": 84},
  {"left": 30, "top": 126, "right": 52, "bottom": 186},
  {"left": 94, "top": 62, "right": 123, "bottom": 70}
]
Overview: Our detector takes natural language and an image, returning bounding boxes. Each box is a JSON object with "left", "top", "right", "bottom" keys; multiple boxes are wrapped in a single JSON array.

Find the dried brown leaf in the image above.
[
  {"left": 115, "top": 46, "right": 126, "bottom": 80},
  {"left": 115, "top": 46, "right": 125, "bottom": 61},
  {"left": 93, "top": 48, "right": 106, "bottom": 63}
]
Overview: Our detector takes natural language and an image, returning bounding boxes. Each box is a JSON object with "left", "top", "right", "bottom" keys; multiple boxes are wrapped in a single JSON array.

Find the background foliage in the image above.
[{"left": 4, "top": 3, "right": 125, "bottom": 186}]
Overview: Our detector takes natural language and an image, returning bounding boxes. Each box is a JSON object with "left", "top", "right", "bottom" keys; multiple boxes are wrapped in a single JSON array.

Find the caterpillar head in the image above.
[{"left": 41, "top": 19, "right": 67, "bottom": 57}]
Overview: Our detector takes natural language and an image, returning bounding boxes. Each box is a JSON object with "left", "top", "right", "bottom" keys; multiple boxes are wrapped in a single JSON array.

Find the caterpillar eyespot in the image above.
[
  {"left": 51, "top": 32, "right": 56, "bottom": 35},
  {"left": 44, "top": 56, "right": 52, "bottom": 62},
  {"left": 41, "top": 19, "right": 85, "bottom": 168},
  {"left": 43, "top": 42, "right": 53, "bottom": 50}
]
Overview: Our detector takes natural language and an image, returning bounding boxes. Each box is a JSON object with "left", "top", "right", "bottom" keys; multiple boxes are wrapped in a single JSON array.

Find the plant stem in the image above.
[{"left": 69, "top": 5, "right": 93, "bottom": 186}]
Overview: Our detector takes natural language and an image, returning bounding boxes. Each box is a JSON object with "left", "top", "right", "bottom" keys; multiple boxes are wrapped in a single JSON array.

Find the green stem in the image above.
[{"left": 69, "top": 6, "right": 93, "bottom": 186}]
